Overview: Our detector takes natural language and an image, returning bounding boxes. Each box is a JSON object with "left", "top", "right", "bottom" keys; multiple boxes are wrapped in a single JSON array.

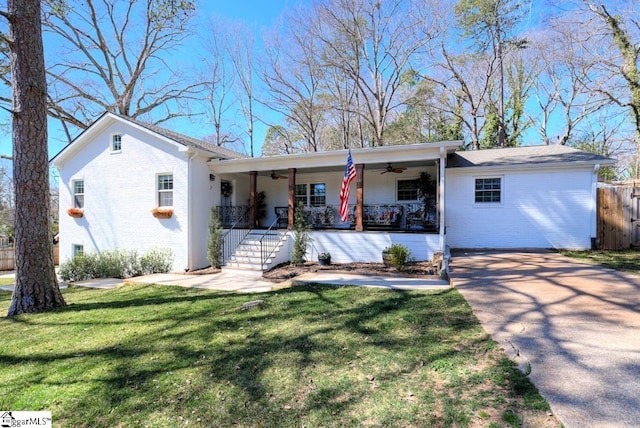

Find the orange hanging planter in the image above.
[
  {"left": 67, "top": 207, "right": 84, "bottom": 218},
  {"left": 151, "top": 207, "right": 173, "bottom": 219}
]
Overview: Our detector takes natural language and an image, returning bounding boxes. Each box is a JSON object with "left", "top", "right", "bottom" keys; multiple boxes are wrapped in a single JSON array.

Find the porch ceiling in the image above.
[{"left": 208, "top": 141, "right": 461, "bottom": 175}]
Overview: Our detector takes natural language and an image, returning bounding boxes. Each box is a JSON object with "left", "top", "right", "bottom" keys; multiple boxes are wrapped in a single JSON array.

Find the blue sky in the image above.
[{"left": 0, "top": 0, "right": 301, "bottom": 161}]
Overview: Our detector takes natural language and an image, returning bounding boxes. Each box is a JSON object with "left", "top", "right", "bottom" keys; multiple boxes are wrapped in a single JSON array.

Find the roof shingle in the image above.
[{"left": 447, "top": 145, "right": 615, "bottom": 168}]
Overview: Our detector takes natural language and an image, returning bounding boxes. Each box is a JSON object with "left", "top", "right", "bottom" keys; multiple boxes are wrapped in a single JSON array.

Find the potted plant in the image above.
[
  {"left": 67, "top": 207, "right": 84, "bottom": 218},
  {"left": 318, "top": 252, "right": 331, "bottom": 266},
  {"left": 151, "top": 207, "right": 173, "bottom": 219},
  {"left": 382, "top": 247, "right": 392, "bottom": 267}
]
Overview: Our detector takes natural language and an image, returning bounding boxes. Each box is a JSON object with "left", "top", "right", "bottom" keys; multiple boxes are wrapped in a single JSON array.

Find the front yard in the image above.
[{"left": 0, "top": 283, "right": 558, "bottom": 427}]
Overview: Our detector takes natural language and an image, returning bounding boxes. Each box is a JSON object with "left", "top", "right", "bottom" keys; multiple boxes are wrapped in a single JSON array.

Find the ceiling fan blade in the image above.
[{"left": 271, "top": 171, "right": 287, "bottom": 180}]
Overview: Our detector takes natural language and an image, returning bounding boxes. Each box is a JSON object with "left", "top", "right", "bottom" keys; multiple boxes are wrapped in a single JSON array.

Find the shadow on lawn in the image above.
[{"left": 3, "top": 284, "right": 493, "bottom": 426}]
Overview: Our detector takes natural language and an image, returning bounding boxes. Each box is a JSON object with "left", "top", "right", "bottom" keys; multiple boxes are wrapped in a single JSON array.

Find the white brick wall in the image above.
[
  {"left": 57, "top": 120, "right": 215, "bottom": 272},
  {"left": 308, "top": 230, "right": 440, "bottom": 262},
  {"left": 445, "top": 166, "right": 596, "bottom": 249}
]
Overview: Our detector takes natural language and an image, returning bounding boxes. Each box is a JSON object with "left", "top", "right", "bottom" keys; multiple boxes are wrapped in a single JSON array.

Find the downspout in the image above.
[
  {"left": 591, "top": 163, "right": 600, "bottom": 249},
  {"left": 186, "top": 149, "right": 197, "bottom": 271}
]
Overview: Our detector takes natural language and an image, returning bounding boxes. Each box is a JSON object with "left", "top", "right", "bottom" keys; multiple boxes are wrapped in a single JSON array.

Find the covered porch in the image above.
[{"left": 209, "top": 142, "right": 460, "bottom": 263}]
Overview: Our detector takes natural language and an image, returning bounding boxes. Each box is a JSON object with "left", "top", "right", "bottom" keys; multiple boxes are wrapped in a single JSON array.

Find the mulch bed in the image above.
[{"left": 262, "top": 261, "right": 440, "bottom": 283}]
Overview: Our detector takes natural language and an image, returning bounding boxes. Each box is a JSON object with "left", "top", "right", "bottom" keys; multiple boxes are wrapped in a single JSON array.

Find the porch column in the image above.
[
  {"left": 249, "top": 171, "right": 257, "bottom": 227},
  {"left": 355, "top": 163, "right": 365, "bottom": 232},
  {"left": 288, "top": 168, "right": 296, "bottom": 230}
]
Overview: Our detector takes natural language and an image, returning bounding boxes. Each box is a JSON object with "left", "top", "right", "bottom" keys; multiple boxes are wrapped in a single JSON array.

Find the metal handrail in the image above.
[
  {"left": 221, "top": 206, "right": 251, "bottom": 265},
  {"left": 259, "top": 214, "right": 287, "bottom": 270}
]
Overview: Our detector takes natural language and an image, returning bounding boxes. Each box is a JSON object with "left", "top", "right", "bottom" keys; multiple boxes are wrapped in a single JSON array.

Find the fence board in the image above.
[
  {"left": 0, "top": 246, "right": 59, "bottom": 271},
  {"left": 0, "top": 248, "right": 15, "bottom": 271},
  {"left": 597, "top": 185, "right": 638, "bottom": 250}
]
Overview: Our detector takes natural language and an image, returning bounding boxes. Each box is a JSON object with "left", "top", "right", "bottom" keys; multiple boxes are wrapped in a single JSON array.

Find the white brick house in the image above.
[
  {"left": 52, "top": 113, "right": 615, "bottom": 272},
  {"left": 52, "top": 112, "right": 243, "bottom": 272}
]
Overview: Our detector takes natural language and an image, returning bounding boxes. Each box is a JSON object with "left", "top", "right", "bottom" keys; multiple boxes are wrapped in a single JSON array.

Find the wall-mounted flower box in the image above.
[
  {"left": 151, "top": 207, "right": 173, "bottom": 219},
  {"left": 67, "top": 207, "right": 84, "bottom": 218}
]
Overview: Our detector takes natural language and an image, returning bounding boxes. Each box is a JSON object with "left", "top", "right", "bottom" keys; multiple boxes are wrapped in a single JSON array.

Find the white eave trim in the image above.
[
  {"left": 446, "top": 159, "right": 617, "bottom": 173},
  {"left": 209, "top": 140, "right": 462, "bottom": 174}
]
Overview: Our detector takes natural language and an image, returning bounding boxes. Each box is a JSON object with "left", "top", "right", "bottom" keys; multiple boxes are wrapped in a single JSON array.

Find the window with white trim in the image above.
[
  {"left": 72, "top": 244, "right": 84, "bottom": 258},
  {"left": 73, "top": 180, "right": 84, "bottom": 208},
  {"left": 158, "top": 174, "right": 173, "bottom": 207},
  {"left": 294, "top": 183, "right": 326, "bottom": 206},
  {"left": 295, "top": 184, "right": 307, "bottom": 206},
  {"left": 397, "top": 179, "right": 419, "bottom": 201},
  {"left": 111, "top": 134, "right": 122, "bottom": 152},
  {"left": 474, "top": 177, "right": 502, "bottom": 203},
  {"left": 309, "top": 183, "right": 326, "bottom": 206}
]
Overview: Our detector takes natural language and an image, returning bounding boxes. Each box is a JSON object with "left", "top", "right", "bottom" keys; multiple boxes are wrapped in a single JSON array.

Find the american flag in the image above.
[{"left": 339, "top": 150, "right": 357, "bottom": 222}]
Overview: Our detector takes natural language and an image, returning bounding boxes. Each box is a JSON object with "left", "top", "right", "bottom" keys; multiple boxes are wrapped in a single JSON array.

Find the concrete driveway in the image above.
[{"left": 451, "top": 251, "right": 640, "bottom": 428}]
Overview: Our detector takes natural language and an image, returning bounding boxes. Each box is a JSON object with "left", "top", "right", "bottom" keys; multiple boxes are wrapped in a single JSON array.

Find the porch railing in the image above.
[
  {"left": 260, "top": 214, "right": 287, "bottom": 270},
  {"left": 217, "top": 205, "right": 250, "bottom": 228},
  {"left": 221, "top": 207, "right": 251, "bottom": 265},
  {"left": 299, "top": 201, "right": 437, "bottom": 231}
]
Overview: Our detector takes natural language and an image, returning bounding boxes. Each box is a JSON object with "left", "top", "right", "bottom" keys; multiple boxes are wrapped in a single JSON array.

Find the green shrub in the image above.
[
  {"left": 140, "top": 248, "right": 173, "bottom": 274},
  {"left": 291, "top": 203, "right": 310, "bottom": 266},
  {"left": 382, "top": 244, "right": 414, "bottom": 269},
  {"left": 59, "top": 248, "right": 173, "bottom": 281},
  {"left": 207, "top": 207, "right": 224, "bottom": 268}
]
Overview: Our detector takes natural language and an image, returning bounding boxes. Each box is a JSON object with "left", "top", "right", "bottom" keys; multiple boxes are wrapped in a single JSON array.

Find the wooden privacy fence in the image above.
[
  {"left": 0, "top": 246, "right": 60, "bottom": 271},
  {"left": 597, "top": 185, "right": 640, "bottom": 250}
]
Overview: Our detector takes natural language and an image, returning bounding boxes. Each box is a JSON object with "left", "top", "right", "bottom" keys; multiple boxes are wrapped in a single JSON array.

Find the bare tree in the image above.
[
  {"left": 202, "top": 18, "right": 239, "bottom": 147},
  {"left": 526, "top": 25, "right": 609, "bottom": 145},
  {"left": 227, "top": 22, "right": 257, "bottom": 157},
  {"left": 579, "top": 1, "right": 640, "bottom": 177},
  {"left": 23, "top": 0, "right": 205, "bottom": 138},
  {"left": 309, "top": 0, "right": 433, "bottom": 146},
  {"left": 431, "top": 43, "right": 495, "bottom": 149},
  {"left": 1, "top": 0, "right": 65, "bottom": 316},
  {"left": 261, "top": 10, "right": 326, "bottom": 152},
  {"left": 455, "top": 0, "right": 528, "bottom": 147}
]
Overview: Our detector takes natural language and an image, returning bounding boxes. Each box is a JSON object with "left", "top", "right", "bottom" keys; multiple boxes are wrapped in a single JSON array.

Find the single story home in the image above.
[{"left": 52, "top": 112, "right": 616, "bottom": 273}]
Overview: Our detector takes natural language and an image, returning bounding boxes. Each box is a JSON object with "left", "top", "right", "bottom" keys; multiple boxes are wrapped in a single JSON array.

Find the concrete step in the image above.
[
  {"left": 235, "top": 248, "right": 282, "bottom": 258},
  {"left": 220, "top": 265, "right": 264, "bottom": 277}
]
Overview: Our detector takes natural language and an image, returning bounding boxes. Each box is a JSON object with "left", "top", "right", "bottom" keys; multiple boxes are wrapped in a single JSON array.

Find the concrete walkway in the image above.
[
  {"left": 451, "top": 250, "right": 640, "bottom": 428},
  {"left": 0, "top": 270, "right": 450, "bottom": 293}
]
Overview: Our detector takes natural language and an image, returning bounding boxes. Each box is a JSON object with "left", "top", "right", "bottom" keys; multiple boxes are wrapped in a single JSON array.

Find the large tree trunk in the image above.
[{"left": 7, "top": 0, "right": 65, "bottom": 316}]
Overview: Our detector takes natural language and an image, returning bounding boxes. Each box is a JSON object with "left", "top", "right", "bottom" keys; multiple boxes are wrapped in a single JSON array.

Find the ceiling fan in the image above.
[
  {"left": 270, "top": 171, "right": 288, "bottom": 180},
  {"left": 380, "top": 163, "right": 407, "bottom": 174}
]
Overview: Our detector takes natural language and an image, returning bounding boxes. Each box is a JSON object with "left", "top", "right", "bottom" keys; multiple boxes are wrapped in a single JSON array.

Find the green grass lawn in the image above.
[
  {"left": 562, "top": 249, "right": 640, "bottom": 274},
  {"left": 0, "top": 284, "right": 556, "bottom": 427}
]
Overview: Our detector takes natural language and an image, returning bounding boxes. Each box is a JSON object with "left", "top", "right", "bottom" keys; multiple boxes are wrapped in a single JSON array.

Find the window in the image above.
[
  {"left": 73, "top": 180, "right": 84, "bottom": 208},
  {"left": 72, "top": 244, "right": 84, "bottom": 258},
  {"left": 112, "top": 134, "right": 122, "bottom": 152},
  {"left": 295, "top": 183, "right": 326, "bottom": 206},
  {"left": 158, "top": 174, "right": 173, "bottom": 207},
  {"left": 397, "top": 179, "right": 419, "bottom": 201},
  {"left": 309, "top": 183, "right": 326, "bottom": 206},
  {"left": 295, "top": 184, "right": 307, "bottom": 206},
  {"left": 475, "top": 177, "right": 502, "bottom": 203}
]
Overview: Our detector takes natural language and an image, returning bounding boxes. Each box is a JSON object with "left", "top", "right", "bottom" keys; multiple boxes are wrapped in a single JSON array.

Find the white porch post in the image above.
[{"left": 438, "top": 147, "right": 446, "bottom": 252}]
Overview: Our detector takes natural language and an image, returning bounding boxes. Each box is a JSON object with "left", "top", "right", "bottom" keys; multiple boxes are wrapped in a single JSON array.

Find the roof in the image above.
[
  {"left": 123, "top": 115, "right": 246, "bottom": 159},
  {"left": 51, "top": 112, "right": 246, "bottom": 165},
  {"left": 447, "top": 145, "right": 616, "bottom": 169}
]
